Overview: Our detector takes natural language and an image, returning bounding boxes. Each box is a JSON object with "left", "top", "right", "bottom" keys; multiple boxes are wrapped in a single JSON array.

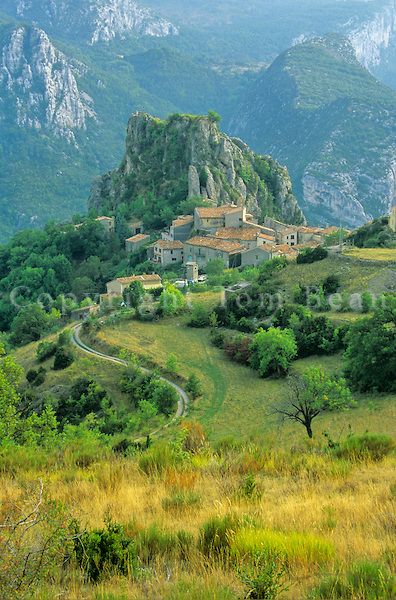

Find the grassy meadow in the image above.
[{"left": 89, "top": 316, "right": 396, "bottom": 444}]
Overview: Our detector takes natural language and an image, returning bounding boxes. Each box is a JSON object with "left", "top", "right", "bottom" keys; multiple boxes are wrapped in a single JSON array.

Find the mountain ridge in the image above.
[{"left": 230, "top": 35, "right": 396, "bottom": 227}]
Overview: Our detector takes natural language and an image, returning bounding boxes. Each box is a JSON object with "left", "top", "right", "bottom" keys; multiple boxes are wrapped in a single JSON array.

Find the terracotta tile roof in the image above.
[
  {"left": 154, "top": 240, "right": 184, "bottom": 250},
  {"left": 297, "top": 226, "right": 324, "bottom": 234},
  {"left": 185, "top": 236, "right": 244, "bottom": 254},
  {"left": 126, "top": 234, "right": 150, "bottom": 243},
  {"left": 96, "top": 216, "right": 113, "bottom": 221},
  {"left": 215, "top": 227, "right": 259, "bottom": 241},
  {"left": 172, "top": 215, "right": 194, "bottom": 227},
  {"left": 195, "top": 205, "right": 242, "bottom": 218},
  {"left": 259, "top": 233, "right": 276, "bottom": 241},
  {"left": 273, "top": 244, "right": 298, "bottom": 255},
  {"left": 115, "top": 274, "right": 162, "bottom": 285},
  {"left": 282, "top": 227, "right": 298, "bottom": 235}
]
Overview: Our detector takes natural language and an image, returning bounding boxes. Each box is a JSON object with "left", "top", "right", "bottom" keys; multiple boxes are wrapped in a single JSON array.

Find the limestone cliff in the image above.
[
  {"left": 7, "top": 0, "right": 178, "bottom": 44},
  {"left": 0, "top": 24, "right": 95, "bottom": 141},
  {"left": 89, "top": 113, "right": 304, "bottom": 225}
]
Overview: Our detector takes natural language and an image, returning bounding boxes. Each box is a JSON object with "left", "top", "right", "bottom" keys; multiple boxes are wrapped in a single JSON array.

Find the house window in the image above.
[
  {"left": 136, "top": 228, "right": 141, "bottom": 234},
  {"left": 172, "top": 257, "right": 177, "bottom": 261}
]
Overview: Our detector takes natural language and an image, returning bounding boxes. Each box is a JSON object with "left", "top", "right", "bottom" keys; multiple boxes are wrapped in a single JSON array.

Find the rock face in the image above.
[
  {"left": 0, "top": 25, "right": 95, "bottom": 140},
  {"left": 230, "top": 36, "right": 396, "bottom": 227},
  {"left": 348, "top": 0, "right": 396, "bottom": 69},
  {"left": 89, "top": 112, "right": 304, "bottom": 225},
  {"left": 6, "top": 0, "right": 178, "bottom": 44}
]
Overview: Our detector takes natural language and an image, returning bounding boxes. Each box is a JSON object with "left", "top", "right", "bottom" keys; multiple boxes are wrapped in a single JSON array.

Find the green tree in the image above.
[
  {"left": 124, "top": 280, "right": 145, "bottom": 310},
  {"left": 250, "top": 327, "right": 297, "bottom": 378},
  {"left": 159, "top": 284, "right": 185, "bottom": 316},
  {"left": 344, "top": 296, "right": 396, "bottom": 392},
  {"left": 275, "top": 367, "right": 353, "bottom": 438},
  {"left": 150, "top": 380, "right": 178, "bottom": 416},
  {"left": 10, "top": 304, "right": 51, "bottom": 345}
]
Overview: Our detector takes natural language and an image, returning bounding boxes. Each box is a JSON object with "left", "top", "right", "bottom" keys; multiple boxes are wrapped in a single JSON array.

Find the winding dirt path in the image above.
[{"left": 72, "top": 324, "right": 189, "bottom": 438}]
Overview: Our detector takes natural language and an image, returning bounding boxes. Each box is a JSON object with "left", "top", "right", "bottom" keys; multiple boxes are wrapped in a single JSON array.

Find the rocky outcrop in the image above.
[
  {"left": 0, "top": 25, "right": 95, "bottom": 141},
  {"left": 89, "top": 112, "right": 304, "bottom": 225},
  {"left": 347, "top": 0, "right": 396, "bottom": 69},
  {"left": 8, "top": 0, "right": 178, "bottom": 44}
]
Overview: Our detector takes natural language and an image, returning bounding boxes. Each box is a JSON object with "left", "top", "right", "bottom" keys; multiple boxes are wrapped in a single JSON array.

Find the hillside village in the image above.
[{"left": 96, "top": 205, "right": 338, "bottom": 300}]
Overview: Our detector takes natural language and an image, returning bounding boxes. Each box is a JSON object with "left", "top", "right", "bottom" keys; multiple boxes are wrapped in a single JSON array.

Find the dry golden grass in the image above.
[
  {"left": 343, "top": 247, "right": 396, "bottom": 261},
  {"left": 2, "top": 444, "right": 395, "bottom": 599}
]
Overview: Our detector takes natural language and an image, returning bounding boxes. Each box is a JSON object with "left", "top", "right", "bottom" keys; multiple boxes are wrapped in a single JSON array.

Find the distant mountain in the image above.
[
  {"left": 2, "top": 0, "right": 178, "bottom": 44},
  {"left": 89, "top": 112, "right": 304, "bottom": 227},
  {"left": 230, "top": 36, "right": 396, "bottom": 227},
  {"left": 0, "top": 15, "right": 246, "bottom": 240},
  {"left": 0, "top": 24, "right": 95, "bottom": 141}
]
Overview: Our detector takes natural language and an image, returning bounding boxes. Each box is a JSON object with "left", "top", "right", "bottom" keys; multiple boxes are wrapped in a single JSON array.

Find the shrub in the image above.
[
  {"left": 53, "top": 346, "right": 74, "bottom": 370},
  {"left": 322, "top": 275, "right": 340, "bottom": 295},
  {"left": 236, "top": 551, "right": 288, "bottom": 600},
  {"left": 297, "top": 246, "right": 328, "bottom": 264},
  {"left": 311, "top": 561, "right": 396, "bottom": 599},
  {"left": 188, "top": 304, "right": 211, "bottom": 328},
  {"left": 238, "top": 473, "right": 261, "bottom": 500},
  {"left": 232, "top": 529, "right": 334, "bottom": 567},
  {"left": 224, "top": 334, "right": 252, "bottom": 365},
  {"left": 36, "top": 341, "right": 57, "bottom": 362},
  {"left": 334, "top": 434, "right": 395, "bottom": 462},
  {"left": 198, "top": 514, "right": 240, "bottom": 558},
  {"left": 26, "top": 367, "right": 46, "bottom": 386},
  {"left": 250, "top": 327, "right": 297, "bottom": 378},
  {"left": 74, "top": 520, "right": 138, "bottom": 582},
  {"left": 185, "top": 374, "right": 203, "bottom": 399}
]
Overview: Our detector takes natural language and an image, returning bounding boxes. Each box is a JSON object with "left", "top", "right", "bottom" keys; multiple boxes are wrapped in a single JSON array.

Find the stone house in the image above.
[
  {"left": 96, "top": 216, "right": 115, "bottom": 234},
  {"left": 168, "top": 215, "right": 194, "bottom": 241},
  {"left": 184, "top": 236, "right": 244, "bottom": 268},
  {"left": 194, "top": 205, "right": 246, "bottom": 232},
  {"left": 214, "top": 227, "right": 268, "bottom": 250},
  {"left": 152, "top": 240, "right": 184, "bottom": 266},
  {"left": 106, "top": 274, "right": 162, "bottom": 297},
  {"left": 127, "top": 219, "right": 144, "bottom": 236},
  {"left": 125, "top": 233, "right": 150, "bottom": 253},
  {"left": 240, "top": 244, "right": 275, "bottom": 267}
]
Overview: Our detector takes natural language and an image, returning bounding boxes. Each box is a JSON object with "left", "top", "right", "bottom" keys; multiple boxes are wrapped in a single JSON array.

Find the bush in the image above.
[
  {"left": 198, "top": 514, "right": 240, "bottom": 558},
  {"left": 334, "top": 434, "right": 395, "bottom": 462},
  {"left": 36, "top": 341, "right": 57, "bottom": 362},
  {"left": 237, "top": 551, "right": 288, "bottom": 600},
  {"left": 26, "top": 367, "right": 46, "bottom": 386},
  {"left": 74, "top": 520, "right": 138, "bottom": 582},
  {"left": 297, "top": 247, "right": 328, "bottom": 264},
  {"left": 185, "top": 374, "right": 203, "bottom": 399},
  {"left": 224, "top": 334, "right": 252, "bottom": 365},
  {"left": 311, "top": 561, "right": 396, "bottom": 599},
  {"left": 322, "top": 275, "right": 340, "bottom": 295},
  {"left": 250, "top": 327, "right": 297, "bottom": 378},
  {"left": 188, "top": 304, "right": 211, "bottom": 328},
  {"left": 53, "top": 346, "right": 74, "bottom": 370}
]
